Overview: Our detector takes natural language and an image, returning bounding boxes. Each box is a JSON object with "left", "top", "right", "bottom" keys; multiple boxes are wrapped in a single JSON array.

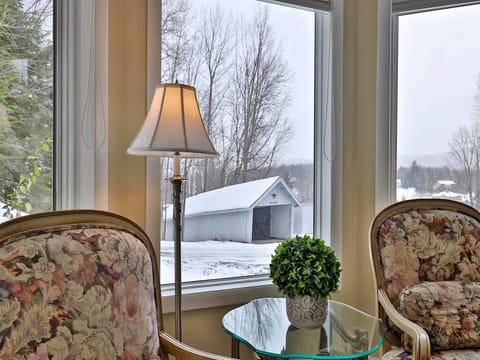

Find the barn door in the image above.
[{"left": 252, "top": 207, "right": 271, "bottom": 241}]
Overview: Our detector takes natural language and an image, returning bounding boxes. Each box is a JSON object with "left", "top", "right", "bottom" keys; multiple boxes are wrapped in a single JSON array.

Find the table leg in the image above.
[{"left": 231, "top": 338, "right": 240, "bottom": 358}]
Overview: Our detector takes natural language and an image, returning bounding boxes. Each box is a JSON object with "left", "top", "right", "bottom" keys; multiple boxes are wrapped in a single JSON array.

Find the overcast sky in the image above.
[
  {"left": 193, "top": 0, "right": 315, "bottom": 164},
  {"left": 397, "top": 3, "right": 480, "bottom": 157},
  {"left": 192, "top": 2, "right": 480, "bottom": 162}
]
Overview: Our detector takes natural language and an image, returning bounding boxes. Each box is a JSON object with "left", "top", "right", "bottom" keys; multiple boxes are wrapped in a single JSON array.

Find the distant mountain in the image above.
[
  {"left": 275, "top": 157, "right": 313, "bottom": 166},
  {"left": 398, "top": 153, "right": 450, "bottom": 168},
  {"left": 279, "top": 153, "right": 450, "bottom": 168}
]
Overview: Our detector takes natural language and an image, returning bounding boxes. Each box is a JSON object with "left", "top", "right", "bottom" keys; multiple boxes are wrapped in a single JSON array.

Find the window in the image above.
[
  {"left": 0, "top": 0, "right": 100, "bottom": 219},
  {"left": 158, "top": 0, "right": 342, "bottom": 292},
  {"left": 0, "top": 0, "right": 54, "bottom": 220},
  {"left": 378, "top": 0, "right": 480, "bottom": 209}
]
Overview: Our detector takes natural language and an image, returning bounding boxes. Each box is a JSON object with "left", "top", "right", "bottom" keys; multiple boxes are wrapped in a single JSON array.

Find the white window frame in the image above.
[
  {"left": 0, "top": 2, "right": 106, "bottom": 214},
  {"left": 55, "top": 0, "right": 108, "bottom": 211},
  {"left": 147, "top": 0, "right": 344, "bottom": 312},
  {"left": 376, "top": 0, "right": 480, "bottom": 212}
]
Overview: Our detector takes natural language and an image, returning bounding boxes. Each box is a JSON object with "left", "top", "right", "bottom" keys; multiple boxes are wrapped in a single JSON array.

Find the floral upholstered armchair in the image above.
[
  {"left": 370, "top": 199, "right": 480, "bottom": 360},
  {"left": 0, "top": 209, "right": 234, "bottom": 360}
]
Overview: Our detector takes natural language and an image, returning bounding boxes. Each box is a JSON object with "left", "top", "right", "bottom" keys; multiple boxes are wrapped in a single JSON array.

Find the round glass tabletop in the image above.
[{"left": 222, "top": 297, "right": 385, "bottom": 359}]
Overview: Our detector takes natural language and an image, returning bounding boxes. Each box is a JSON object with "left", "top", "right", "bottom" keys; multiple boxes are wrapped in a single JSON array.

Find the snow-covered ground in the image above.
[
  {"left": 160, "top": 240, "right": 280, "bottom": 283},
  {"left": 160, "top": 187, "right": 474, "bottom": 284},
  {"left": 397, "top": 187, "right": 471, "bottom": 203}
]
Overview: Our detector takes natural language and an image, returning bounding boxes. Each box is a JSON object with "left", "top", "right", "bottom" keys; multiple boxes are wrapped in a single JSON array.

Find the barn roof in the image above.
[{"left": 167, "top": 176, "right": 300, "bottom": 217}]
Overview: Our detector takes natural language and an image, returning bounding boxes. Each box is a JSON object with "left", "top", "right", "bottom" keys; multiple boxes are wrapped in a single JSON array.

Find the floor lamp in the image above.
[{"left": 127, "top": 82, "right": 218, "bottom": 340}]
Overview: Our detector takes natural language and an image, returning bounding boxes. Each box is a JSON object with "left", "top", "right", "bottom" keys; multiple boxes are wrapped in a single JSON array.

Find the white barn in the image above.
[{"left": 165, "top": 176, "right": 301, "bottom": 243}]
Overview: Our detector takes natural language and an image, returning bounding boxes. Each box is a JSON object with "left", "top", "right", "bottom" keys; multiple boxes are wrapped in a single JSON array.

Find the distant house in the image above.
[
  {"left": 165, "top": 176, "right": 301, "bottom": 243},
  {"left": 433, "top": 180, "right": 455, "bottom": 190}
]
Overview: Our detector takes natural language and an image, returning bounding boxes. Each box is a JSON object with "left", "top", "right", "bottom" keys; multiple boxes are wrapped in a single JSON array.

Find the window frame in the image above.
[
  {"left": 147, "top": 0, "right": 344, "bottom": 312},
  {"left": 1, "top": 0, "right": 106, "bottom": 218},
  {"left": 55, "top": 0, "right": 108, "bottom": 211},
  {"left": 376, "top": 0, "right": 480, "bottom": 212}
]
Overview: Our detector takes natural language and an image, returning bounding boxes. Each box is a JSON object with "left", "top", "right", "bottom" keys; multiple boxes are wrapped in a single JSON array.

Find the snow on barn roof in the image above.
[{"left": 167, "top": 176, "right": 300, "bottom": 218}]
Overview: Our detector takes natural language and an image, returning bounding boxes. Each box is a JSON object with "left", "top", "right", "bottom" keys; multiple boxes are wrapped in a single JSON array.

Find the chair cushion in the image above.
[
  {"left": 377, "top": 208, "right": 480, "bottom": 307},
  {"left": 0, "top": 226, "right": 161, "bottom": 359},
  {"left": 399, "top": 281, "right": 480, "bottom": 350},
  {"left": 382, "top": 347, "right": 480, "bottom": 360}
]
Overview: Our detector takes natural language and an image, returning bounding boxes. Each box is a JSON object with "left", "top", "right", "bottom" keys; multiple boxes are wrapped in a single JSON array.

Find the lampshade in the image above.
[{"left": 127, "top": 83, "right": 218, "bottom": 158}]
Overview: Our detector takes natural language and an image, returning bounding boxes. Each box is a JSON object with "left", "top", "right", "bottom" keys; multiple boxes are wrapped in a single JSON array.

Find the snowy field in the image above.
[
  {"left": 397, "top": 187, "right": 471, "bottom": 203},
  {"left": 159, "top": 188, "right": 474, "bottom": 283},
  {"left": 160, "top": 240, "right": 280, "bottom": 283}
]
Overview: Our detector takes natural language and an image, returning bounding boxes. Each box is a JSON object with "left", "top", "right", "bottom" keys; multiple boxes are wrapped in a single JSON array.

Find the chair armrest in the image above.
[
  {"left": 378, "top": 289, "right": 431, "bottom": 360},
  {"left": 159, "top": 331, "right": 238, "bottom": 360}
]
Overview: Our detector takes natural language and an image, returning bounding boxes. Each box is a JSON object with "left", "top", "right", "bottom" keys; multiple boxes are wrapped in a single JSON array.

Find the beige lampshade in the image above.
[{"left": 127, "top": 83, "right": 218, "bottom": 158}]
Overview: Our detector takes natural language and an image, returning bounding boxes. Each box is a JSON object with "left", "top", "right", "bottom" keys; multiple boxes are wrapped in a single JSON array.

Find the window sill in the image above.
[{"left": 160, "top": 275, "right": 282, "bottom": 313}]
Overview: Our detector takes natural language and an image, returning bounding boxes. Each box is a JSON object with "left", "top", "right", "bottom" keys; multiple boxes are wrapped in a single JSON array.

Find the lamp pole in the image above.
[{"left": 171, "top": 153, "right": 184, "bottom": 340}]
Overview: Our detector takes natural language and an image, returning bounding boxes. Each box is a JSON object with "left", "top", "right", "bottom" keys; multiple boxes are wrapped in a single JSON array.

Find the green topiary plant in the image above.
[{"left": 269, "top": 234, "right": 342, "bottom": 299}]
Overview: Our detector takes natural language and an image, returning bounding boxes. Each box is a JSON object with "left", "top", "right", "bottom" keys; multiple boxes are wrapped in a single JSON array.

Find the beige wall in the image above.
[
  {"left": 333, "top": 0, "right": 378, "bottom": 314},
  {"left": 107, "top": 0, "right": 379, "bottom": 357},
  {"left": 108, "top": 0, "right": 147, "bottom": 226}
]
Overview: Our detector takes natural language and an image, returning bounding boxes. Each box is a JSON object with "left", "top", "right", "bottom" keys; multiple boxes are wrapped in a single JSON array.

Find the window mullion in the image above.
[
  {"left": 393, "top": 0, "right": 480, "bottom": 14},
  {"left": 257, "top": 0, "right": 330, "bottom": 11},
  {"left": 376, "top": 0, "right": 395, "bottom": 211},
  {"left": 56, "top": 0, "right": 98, "bottom": 210}
]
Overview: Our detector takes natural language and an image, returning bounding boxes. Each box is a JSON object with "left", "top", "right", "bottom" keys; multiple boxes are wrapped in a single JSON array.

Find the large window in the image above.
[
  {"left": 0, "top": 0, "right": 54, "bottom": 220},
  {"left": 159, "top": 0, "right": 338, "bottom": 285},
  {"left": 0, "top": 1, "right": 101, "bottom": 219},
  {"left": 383, "top": 1, "right": 480, "bottom": 208}
]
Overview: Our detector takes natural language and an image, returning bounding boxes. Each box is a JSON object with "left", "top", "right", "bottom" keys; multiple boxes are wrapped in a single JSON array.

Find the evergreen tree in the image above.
[
  {"left": 404, "top": 160, "right": 422, "bottom": 189},
  {"left": 0, "top": 0, "right": 53, "bottom": 215}
]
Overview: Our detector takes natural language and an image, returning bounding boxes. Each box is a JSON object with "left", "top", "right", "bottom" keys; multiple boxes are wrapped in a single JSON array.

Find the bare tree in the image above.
[
  {"left": 161, "top": 0, "right": 204, "bottom": 202},
  {"left": 448, "top": 124, "right": 480, "bottom": 205},
  {"left": 447, "top": 73, "right": 480, "bottom": 208},
  {"left": 161, "top": 1, "right": 293, "bottom": 193},
  {"left": 474, "top": 75, "right": 480, "bottom": 121},
  {"left": 471, "top": 74, "right": 480, "bottom": 205},
  {"left": 161, "top": 0, "right": 193, "bottom": 83},
  {"left": 226, "top": 6, "right": 293, "bottom": 184},
  {"left": 196, "top": 3, "right": 233, "bottom": 192}
]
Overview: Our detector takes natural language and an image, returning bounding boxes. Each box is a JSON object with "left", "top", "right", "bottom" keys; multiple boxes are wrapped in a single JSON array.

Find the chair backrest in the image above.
[
  {"left": 370, "top": 198, "right": 480, "bottom": 308},
  {"left": 0, "top": 210, "right": 163, "bottom": 359}
]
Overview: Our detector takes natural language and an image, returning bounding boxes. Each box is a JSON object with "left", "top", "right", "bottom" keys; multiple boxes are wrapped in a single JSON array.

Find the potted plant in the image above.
[{"left": 269, "top": 234, "right": 342, "bottom": 328}]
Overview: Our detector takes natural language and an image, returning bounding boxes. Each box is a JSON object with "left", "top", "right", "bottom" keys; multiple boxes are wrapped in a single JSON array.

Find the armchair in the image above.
[
  {"left": 0, "top": 209, "right": 234, "bottom": 360},
  {"left": 370, "top": 199, "right": 480, "bottom": 360}
]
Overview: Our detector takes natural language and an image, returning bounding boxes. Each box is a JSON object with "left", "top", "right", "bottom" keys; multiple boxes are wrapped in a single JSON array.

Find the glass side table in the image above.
[{"left": 222, "top": 297, "right": 385, "bottom": 360}]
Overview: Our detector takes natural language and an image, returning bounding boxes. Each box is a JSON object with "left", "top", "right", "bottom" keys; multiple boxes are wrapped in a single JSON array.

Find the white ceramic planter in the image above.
[{"left": 286, "top": 295, "right": 328, "bottom": 328}]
